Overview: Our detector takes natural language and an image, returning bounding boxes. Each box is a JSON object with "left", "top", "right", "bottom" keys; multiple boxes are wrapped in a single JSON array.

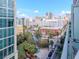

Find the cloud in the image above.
[
  {"left": 16, "top": 8, "right": 32, "bottom": 18},
  {"left": 61, "top": 10, "right": 71, "bottom": 14},
  {"left": 17, "top": 9, "right": 40, "bottom": 18},
  {"left": 34, "top": 10, "right": 39, "bottom": 13},
  {"left": 16, "top": 10, "right": 29, "bottom": 18}
]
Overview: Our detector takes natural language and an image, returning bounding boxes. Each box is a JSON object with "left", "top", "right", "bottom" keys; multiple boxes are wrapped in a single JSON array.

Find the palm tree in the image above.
[
  {"left": 17, "top": 33, "right": 24, "bottom": 45},
  {"left": 34, "top": 27, "right": 41, "bottom": 40}
]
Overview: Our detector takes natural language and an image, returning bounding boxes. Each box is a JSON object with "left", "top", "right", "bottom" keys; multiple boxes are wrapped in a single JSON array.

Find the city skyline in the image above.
[
  {"left": 16, "top": 0, "right": 72, "bottom": 17},
  {"left": 0, "top": 0, "right": 79, "bottom": 59}
]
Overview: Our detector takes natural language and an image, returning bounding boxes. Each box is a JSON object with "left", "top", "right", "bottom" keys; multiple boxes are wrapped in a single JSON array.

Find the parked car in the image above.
[{"left": 47, "top": 49, "right": 54, "bottom": 59}]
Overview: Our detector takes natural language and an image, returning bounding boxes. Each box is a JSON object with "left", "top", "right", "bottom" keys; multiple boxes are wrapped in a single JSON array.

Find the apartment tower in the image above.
[{"left": 0, "top": 0, "right": 17, "bottom": 59}]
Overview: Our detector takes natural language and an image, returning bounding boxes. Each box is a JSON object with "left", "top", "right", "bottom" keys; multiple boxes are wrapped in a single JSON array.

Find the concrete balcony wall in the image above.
[
  {"left": 61, "top": 26, "right": 69, "bottom": 59},
  {"left": 75, "top": 50, "right": 79, "bottom": 59}
]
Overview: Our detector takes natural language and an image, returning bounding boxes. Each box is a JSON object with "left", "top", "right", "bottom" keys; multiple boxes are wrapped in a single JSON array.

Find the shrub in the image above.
[
  {"left": 18, "top": 41, "right": 37, "bottom": 59},
  {"left": 39, "top": 39, "right": 49, "bottom": 48}
]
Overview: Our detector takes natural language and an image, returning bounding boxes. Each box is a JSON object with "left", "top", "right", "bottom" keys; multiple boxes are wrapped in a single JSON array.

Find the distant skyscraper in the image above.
[
  {"left": 0, "top": 0, "right": 17, "bottom": 59},
  {"left": 45, "top": 12, "right": 53, "bottom": 19}
]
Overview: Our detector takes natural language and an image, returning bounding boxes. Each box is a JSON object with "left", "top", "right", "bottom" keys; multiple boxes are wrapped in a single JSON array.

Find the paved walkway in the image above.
[{"left": 35, "top": 48, "right": 49, "bottom": 59}]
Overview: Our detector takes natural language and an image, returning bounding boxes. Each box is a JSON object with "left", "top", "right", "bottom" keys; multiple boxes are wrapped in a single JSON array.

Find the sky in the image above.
[{"left": 16, "top": 0, "right": 72, "bottom": 17}]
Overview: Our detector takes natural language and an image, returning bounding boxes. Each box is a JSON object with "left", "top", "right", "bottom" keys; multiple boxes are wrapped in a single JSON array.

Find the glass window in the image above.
[
  {"left": 3, "top": 49, "right": 7, "bottom": 57},
  {"left": 8, "top": 0, "right": 14, "bottom": 8},
  {"left": 12, "top": 37, "right": 14, "bottom": 44},
  {"left": 0, "top": 8, "right": 3, "bottom": 17},
  {"left": 0, "top": 50, "right": 3, "bottom": 59},
  {"left": 0, "top": 19, "right": 6, "bottom": 28},
  {"left": 2, "top": 8, "right": 6, "bottom": 17},
  {"left": 0, "top": 0, "right": 6, "bottom": 7},
  {"left": 12, "top": 46, "right": 14, "bottom": 53},
  {"left": 12, "top": 28, "right": 14, "bottom": 35},
  {"left": 8, "top": 47, "right": 11, "bottom": 55},
  {"left": 8, "top": 38, "right": 12, "bottom": 45},
  {"left": 0, "top": 29, "right": 6, "bottom": 38},
  {"left": 0, "top": 8, "right": 6, "bottom": 17},
  {"left": 0, "top": 19, "right": 2, "bottom": 27},
  {"left": 8, "top": 10, "right": 14, "bottom": 17},
  {"left": 2, "top": 29, "right": 6, "bottom": 38},
  {"left": 0, "top": 40, "right": 3, "bottom": 49},
  {"left": 8, "top": 19, "right": 14, "bottom": 27},
  {"left": 3, "top": 39, "right": 7, "bottom": 47},
  {"left": 8, "top": 28, "right": 11, "bottom": 36},
  {"left": 0, "top": 29, "right": 2, "bottom": 38},
  {"left": 74, "top": 7, "right": 79, "bottom": 39},
  {"left": 2, "top": 19, "right": 6, "bottom": 27},
  {"left": 8, "top": 28, "right": 14, "bottom": 36},
  {"left": 8, "top": 37, "right": 14, "bottom": 46},
  {"left": 8, "top": 46, "right": 14, "bottom": 55}
]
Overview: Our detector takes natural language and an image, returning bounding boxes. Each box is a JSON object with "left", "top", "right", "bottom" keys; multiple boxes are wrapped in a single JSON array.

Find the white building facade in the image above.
[{"left": 61, "top": 0, "right": 79, "bottom": 59}]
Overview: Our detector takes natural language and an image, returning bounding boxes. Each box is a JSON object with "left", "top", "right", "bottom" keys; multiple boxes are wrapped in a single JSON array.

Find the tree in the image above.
[
  {"left": 35, "top": 27, "right": 41, "bottom": 39},
  {"left": 47, "top": 29, "right": 53, "bottom": 38},
  {"left": 49, "top": 40, "right": 54, "bottom": 46},
  {"left": 25, "top": 32, "right": 35, "bottom": 44},
  {"left": 18, "top": 41, "right": 37, "bottom": 59},
  {"left": 35, "top": 24, "right": 39, "bottom": 28},
  {"left": 47, "top": 30, "right": 60, "bottom": 37},
  {"left": 17, "top": 33, "right": 24, "bottom": 45},
  {"left": 23, "top": 26, "right": 27, "bottom": 32},
  {"left": 17, "top": 32, "right": 35, "bottom": 45},
  {"left": 39, "top": 39, "right": 49, "bottom": 48},
  {"left": 23, "top": 41, "right": 37, "bottom": 54}
]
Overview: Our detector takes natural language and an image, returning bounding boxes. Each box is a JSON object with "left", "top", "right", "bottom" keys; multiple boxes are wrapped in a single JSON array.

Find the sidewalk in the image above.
[{"left": 35, "top": 48, "right": 49, "bottom": 59}]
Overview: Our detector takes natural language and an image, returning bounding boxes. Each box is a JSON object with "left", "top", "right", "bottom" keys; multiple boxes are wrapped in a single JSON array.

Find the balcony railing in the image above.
[{"left": 61, "top": 25, "right": 69, "bottom": 59}]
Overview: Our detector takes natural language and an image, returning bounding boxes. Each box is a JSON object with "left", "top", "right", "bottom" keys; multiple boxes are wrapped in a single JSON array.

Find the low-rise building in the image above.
[{"left": 40, "top": 18, "right": 67, "bottom": 37}]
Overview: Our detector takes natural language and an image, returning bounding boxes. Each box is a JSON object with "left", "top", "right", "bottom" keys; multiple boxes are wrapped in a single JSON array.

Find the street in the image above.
[{"left": 35, "top": 48, "right": 49, "bottom": 59}]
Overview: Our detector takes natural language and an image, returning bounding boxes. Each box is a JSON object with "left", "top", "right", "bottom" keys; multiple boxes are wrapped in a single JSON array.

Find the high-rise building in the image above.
[
  {"left": 0, "top": 0, "right": 17, "bottom": 59},
  {"left": 69, "top": 0, "right": 79, "bottom": 59},
  {"left": 73, "top": 0, "right": 78, "bottom": 5},
  {"left": 33, "top": 16, "right": 42, "bottom": 26},
  {"left": 61, "top": 0, "right": 79, "bottom": 59},
  {"left": 45, "top": 12, "right": 53, "bottom": 19}
]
